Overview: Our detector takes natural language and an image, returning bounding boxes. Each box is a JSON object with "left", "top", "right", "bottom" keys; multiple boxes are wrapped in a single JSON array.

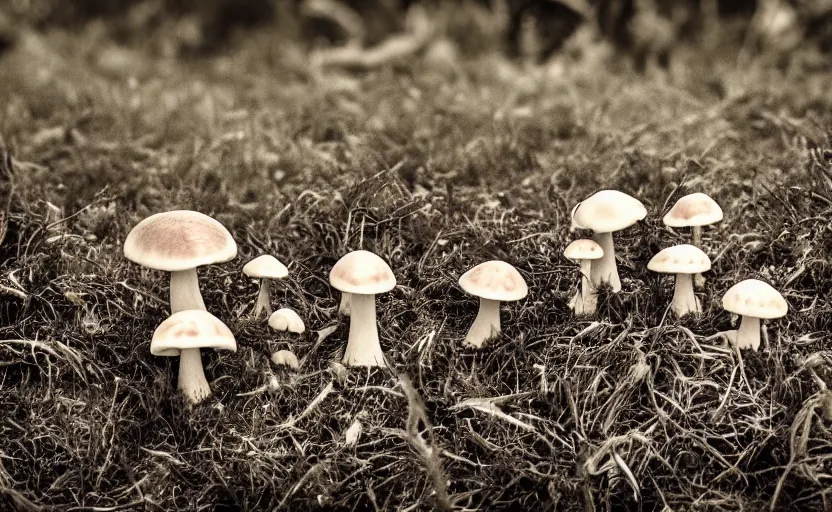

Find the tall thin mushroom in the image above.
[
  {"left": 571, "top": 190, "right": 647, "bottom": 292},
  {"left": 242, "top": 255, "right": 288, "bottom": 319},
  {"left": 564, "top": 239, "right": 604, "bottom": 315},
  {"left": 329, "top": 250, "right": 397, "bottom": 367}
]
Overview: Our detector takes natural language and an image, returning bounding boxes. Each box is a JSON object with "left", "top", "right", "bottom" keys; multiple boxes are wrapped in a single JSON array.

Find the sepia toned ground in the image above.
[{"left": 1, "top": 14, "right": 832, "bottom": 511}]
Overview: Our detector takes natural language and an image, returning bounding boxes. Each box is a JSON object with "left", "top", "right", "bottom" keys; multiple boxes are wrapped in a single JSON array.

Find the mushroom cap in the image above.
[
  {"left": 268, "top": 308, "right": 306, "bottom": 333},
  {"left": 722, "top": 279, "right": 788, "bottom": 319},
  {"left": 563, "top": 239, "right": 604, "bottom": 261},
  {"left": 572, "top": 190, "right": 647, "bottom": 233},
  {"left": 663, "top": 192, "right": 723, "bottom": 227},
  {"left": 459, "top": 260, "right": 528, "bottom": 302},
  {"left": 243, "top": 255, "right": 288, "bottom": 279},
  {"left": 647, "top": 244, "right": 711, "bottom": 274},
  {"left": 329, "top": 250, "right": 396, "bottom": 295},
  {"left": 151, "top": 310, "right": 237, "bottom": 356},
  {"left": 124, "top": 210, "right": 237, "bottom": 272}
]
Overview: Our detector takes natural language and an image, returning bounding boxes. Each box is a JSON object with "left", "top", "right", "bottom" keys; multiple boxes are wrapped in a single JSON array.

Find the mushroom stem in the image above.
[
  {"left": 579, "top": 259, "right": 598, "bottom": 315},
  {"left": 693, "top": 226, "right": 706, "bottom": 288},
  {"left": 735, "top": 315, "right": 762, "bottom": 351},
  {"left": 253, "top": 278, "right": 272, "bottom": 319},
  {"left": 591, "top": 231, "right": 621, "bottom": 292},
  {"left": 671, "top": 273, "right": 701, "bottom": 317},
  {"left": 342, "top": 293, "right": 386, "bottom": 367},
  {"left": 339, "top": 292, "right": 352, "bottom": 316},
  {"left": 178, "top": 347, "right": 212, "bottom": 404},
  {"left": 465, "top": 298, "right": 501, "bottom": 348},
  {"left": 170, "top": 268, "right": 206, "bottom": 313}
]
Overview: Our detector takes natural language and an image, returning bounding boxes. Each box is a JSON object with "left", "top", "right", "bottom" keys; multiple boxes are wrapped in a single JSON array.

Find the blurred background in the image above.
[{"left": 1, "top": 0, "right": 830, "bottom": 72}]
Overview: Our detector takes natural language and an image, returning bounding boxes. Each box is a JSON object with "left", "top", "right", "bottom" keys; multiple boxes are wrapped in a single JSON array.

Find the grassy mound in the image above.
[{"left": 1, "top": 24, "right": 832, "bottom": 511}]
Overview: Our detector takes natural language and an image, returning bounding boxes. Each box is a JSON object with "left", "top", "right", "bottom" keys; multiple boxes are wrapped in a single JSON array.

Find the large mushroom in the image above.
[
  {"left": 721, "top": 279, "right": 788, "bottom": 351},
  {"left": 571, "top": 190, "right": 647, "bottom": 292},
  {"left": 242, "top": 254, "right": 288, "bottom": 319},
  {"left": 663, "top": 193, "right": 723, "bottom": 287},
  {"left": 563, "top": 239, "right": 604, "bottom": 315},
  {"left": 329, "top": 250, "right": 397, "bottom": 367},
  {"left": 647, "top": 244, "right": 711, "bottom": 317},
  {"left": 458, "top": 260, "right": 528, "bottom": 348},
  {"left": 151, "top": 309, "right": 237, "bottom": 404},
  {"left": 124, "top": 210, "right": 237, "bottom": 313}
]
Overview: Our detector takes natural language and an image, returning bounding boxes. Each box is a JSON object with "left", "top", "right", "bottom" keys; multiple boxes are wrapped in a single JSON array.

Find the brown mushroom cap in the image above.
[
  {"left": 722, "top": 279, "right": 788, "bottom": 319},
  {"left": 647, "top": 244, "right": 711, "bottom": 274},
  {"left": 572, "top": 190, "right": 647, "bottom": 233},
  {"left": 459, "top": 260, "right": 528, "bottom": 301},
  {"left": 329, "top": 250, "right": 396, "bottom": 295},
  {"left": 563, "top": 239, "right": 604, "bottom": 261},
  {"left": 243, "top": 255, "right": 288, "bottom": 279},
  {"left": 663, "top": 193, "right": 723, "bottom": 228},
  {"left": 151, "top": 310, "right": 237, "bottom": 356},
  {"left": 124, "top": 210, "right": 237, "bottom": 272}
]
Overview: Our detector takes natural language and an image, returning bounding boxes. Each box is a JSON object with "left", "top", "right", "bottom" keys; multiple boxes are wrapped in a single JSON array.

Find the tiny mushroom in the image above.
[
  {"left": 242, "top": 255, "right": 288, "bottom": 319},
  {"left": 563, "top": 239, "right": 604, "bottom": 315},
  {"left": 151, "top": 309, "right": 237, "bottom": 404},
  {"left": 271, "top": 349, "right": 300, "bottom": 371},
  {"left": 458, "top": 260, "right": 528, "bottom": 348},
  {"left": 329, "top": 250, "right": 397, "bottom": 367},
  {"left": 722, "top": 279, "right": 788, "bottom": 352},
  {"left": 572, "top": 190, "right": 647, "bottom": 292},
  {"left": 124, "top": 210, "right": 237, "bottom": 313},
  {"left": 647, "top": 244, "right": 711, "bottom": 317},
  {"left": 269, "top": 308, "right": 305, "bottom": 333},
  {"left": 663, "top": 193, "right": 723, "bottom": 287}
]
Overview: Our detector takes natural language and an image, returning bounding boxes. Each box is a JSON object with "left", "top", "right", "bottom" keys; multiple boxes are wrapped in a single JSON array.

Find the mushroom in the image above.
[
  {"left": 647, "top": 244, "right": 711, "bottom": 317},
  {"left": 663, "top": 193, "right": 723, "bottom": 287},
  {"left": 563, "top": 239, "right": 604, "bottom": 315},
  {"left": 458, "top": 260, "right": 528, "bottom": 348},
  {"left": 329, "top": 250, "right": 397, "bottom": 367},
  {"left": 151, "top": 309, "right": 237, "bottom": 404},
  {"left": 242, "top": 255, "right": 289, "bottom": 319},
  {"left": 268, "top": 308, "right": 306, "bottom": 333},
  {"left": 339, "top": 293, "right": 352, "bottom": 316},
  {"left": 571, "top": 190, "right": 647, "bottom": 292},
  {"left": 721, "top": 279, "right": 788, "bottom": 351},
  {"left": 124, "top": 210, "right": 237, "bottom": 313},
  {"left": 271, "top": 349, "right": 300, "bottom": 371}
]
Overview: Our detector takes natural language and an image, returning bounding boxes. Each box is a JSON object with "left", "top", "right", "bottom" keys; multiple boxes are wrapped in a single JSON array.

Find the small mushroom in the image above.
[
  {"left": 124, "top": 210, "right": 237, "bottom": 313},
  {"left": 271, "top": 349, "right": 300, "bottom": 371},
  {"left": 151, "top": 310, "right": 237, "bottom": 404},
  {"left": 458, "top": 260, "right": 528, "bottom": 348},
  {"left": 269, "top": 308, "right": 305, "bottom": 333},
  {"left": 563, "top": 239, "right": 604, "bottom": 315},
  {"left": 329, "top": 250, "right": 397, "bottom": 367},
  {"left": 721, "top": 279, "right": 788, "bottom": 351},
  {"left": 242, "top": 255, "right": 288, "bottom": 319},
  {"left": 572, "top": 190, "right": 647, "bottom": 292},
  {"left": 647, "top": 244, "right": 711, "bottom": 317},
  {"left": 663, "top": 193, "right": 723, "bottom": 287}
]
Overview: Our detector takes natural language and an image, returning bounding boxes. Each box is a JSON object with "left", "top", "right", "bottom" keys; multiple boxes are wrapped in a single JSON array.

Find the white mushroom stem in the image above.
[
  {"left": 178, "top": 346, "right": 212, "bottom": 404},
  {"left": 692, "top": 226, "right": 706, "bottom": 288},
  {"left": 342, "top": 293, "right": 386, "bottom": 367},
  {"left": 169, "top": 268, "right": 211, "bottom": 404},
  {"left": 579, "top": 259, "right": 598, "bottom": 315},
  {"left": 735, "top": 315, "right": 762, "bottom": 351},
  {"left": 169, "top": 268, "right": 206, "bottom": 313},
  {"left": 465, "top": 298, "right": 501, "bottom": 348},
  {"left": 254, "top": 278, "right": 272, "bottom": 319},
  {"left": 591, "top": 231, "right": 621, "bottom": 292},
  {"left": 671, "top": 273, "right": 701, "bottom": 317},
  {"left": 339, "top": 292, "right": 352, "bottom": 316}
]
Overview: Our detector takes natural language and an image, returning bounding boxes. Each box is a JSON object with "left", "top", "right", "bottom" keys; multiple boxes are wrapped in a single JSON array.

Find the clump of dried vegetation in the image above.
[{"left": 2, "top": 5, "right": 832, "bottom": 510}]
